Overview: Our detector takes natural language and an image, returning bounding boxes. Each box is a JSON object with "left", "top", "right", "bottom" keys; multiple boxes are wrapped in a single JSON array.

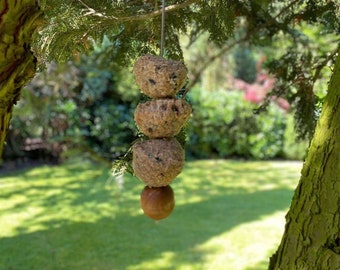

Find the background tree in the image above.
[
  {"left": 0, "top": 0, "right": 42, "bottom": 159},
  {"left": 269, "top": 47, "right": 340, "bottom": 269}
]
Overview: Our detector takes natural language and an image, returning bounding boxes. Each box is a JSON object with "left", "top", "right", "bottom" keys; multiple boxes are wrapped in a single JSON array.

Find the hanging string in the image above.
[{"left": 160, "top": 0, "right": 166, "bottom": 57}]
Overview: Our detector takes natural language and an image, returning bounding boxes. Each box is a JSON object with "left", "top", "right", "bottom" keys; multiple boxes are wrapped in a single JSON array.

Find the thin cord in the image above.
[{"left": 160, "top": 0, "right": 165, "bottom": 57}]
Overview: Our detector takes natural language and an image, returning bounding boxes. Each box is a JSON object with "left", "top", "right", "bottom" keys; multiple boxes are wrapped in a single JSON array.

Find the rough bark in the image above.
[
  {"left": 269, "top": 49, "right": 340, "bottom": 269},
  {"left": 0, "top": 0, "right": 42, "bottom": 161}
]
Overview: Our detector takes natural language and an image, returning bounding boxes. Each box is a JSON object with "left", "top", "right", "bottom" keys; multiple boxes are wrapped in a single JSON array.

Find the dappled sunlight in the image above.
[
  {"left": 190, "top": 211, "right": 287, "bottom": 270},
  {"left": 125, "top": 210, "right": 289, "bottom": 270},
  {"left": 0, "top": 162, "right": 121, "bottom": 236},
  {"left": 0, "top": 205, "right": 45, "bottom": 236},
  {"left": 0, "top": 160, "right": 301, "bottom": 269},
  {"left": 174, "top": 160, "right": 302, "bottom": 205},
  {"left": 127, "top": 251, "right": 177, "bottom": 270}
]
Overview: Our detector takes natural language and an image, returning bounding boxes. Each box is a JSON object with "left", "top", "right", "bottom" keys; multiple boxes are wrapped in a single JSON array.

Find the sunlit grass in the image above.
[{"left": 0, "top": 159, "right": 302, "bottom": 270}]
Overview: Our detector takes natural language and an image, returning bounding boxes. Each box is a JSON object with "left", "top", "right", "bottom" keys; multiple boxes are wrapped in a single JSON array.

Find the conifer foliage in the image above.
[
  {"left": 37, "top": 0, "right": 237, "bottom": 63},
  {"left": 36, "top": 0, "right": 340, "bottom": 139},
  {"left": 1, "top": 1, "right": 339, "bottom": 268}
]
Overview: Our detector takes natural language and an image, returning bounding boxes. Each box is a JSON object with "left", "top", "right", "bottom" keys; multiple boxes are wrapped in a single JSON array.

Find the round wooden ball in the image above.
[{"left": 140, "top": 185, "right": 175, "bottom": 220}]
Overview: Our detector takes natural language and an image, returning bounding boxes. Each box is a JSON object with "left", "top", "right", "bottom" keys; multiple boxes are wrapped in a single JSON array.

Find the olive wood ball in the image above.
[{"left": 140, "top": 185, "right": 175, "bottom": 220}]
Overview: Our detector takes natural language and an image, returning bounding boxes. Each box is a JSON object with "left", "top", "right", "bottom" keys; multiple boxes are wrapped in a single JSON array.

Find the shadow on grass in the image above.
[
  {"left": 0, "top": 159, "right": 301, "bottom": 269},
  {"left": 0, "top": 187, "right": 293, "bottom": 270}
]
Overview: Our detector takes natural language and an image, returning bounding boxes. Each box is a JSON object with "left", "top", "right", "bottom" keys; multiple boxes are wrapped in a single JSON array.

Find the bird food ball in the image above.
[
  {"left": 134, "top": 98, "right": 192, "bottom": 138},
  {"left": 140, "top": 185, "right": 175, "bottom": 220},
  {"left": 133, "top": 54, "right": 188, "bottom": 98},
  {"left": 132, "top": 138, "right": 185, "bottom": 187}
]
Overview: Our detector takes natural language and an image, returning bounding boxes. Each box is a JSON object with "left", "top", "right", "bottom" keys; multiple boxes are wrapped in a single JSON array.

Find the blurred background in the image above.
[
  {"left": 0, "top": 34, "right": 310, "bottom": 270},
  {"left": 0, "top": 1, "right": 337, "bottom": 269},
  {"left": 3, "top": 33, "right": 314, "bottom": 167}
]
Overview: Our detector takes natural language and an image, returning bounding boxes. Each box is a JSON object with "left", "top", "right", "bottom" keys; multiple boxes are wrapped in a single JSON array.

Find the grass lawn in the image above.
[{"left": 0, "top": 159, "right": 302, "bottom": 270}]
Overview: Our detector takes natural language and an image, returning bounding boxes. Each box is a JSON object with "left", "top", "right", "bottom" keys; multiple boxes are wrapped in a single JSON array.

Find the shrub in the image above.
[
  {"left": 7, "top": 37, "right": 140, "bottom": 162},
  {"left": 186, "top": 88, "right": 287, "bottom": 159},
  {"left": 282, "top": 114, "right": 309, "bottom": 160}
]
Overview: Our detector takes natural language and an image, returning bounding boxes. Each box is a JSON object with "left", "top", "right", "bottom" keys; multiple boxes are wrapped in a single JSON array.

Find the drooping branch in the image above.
[
  {"left": 81, "top": 0, "right": 200, "bottom": 22},
  {"left": 312, "top": 45, "right": 339, "bottom": 85},
  {"left": 185, "top": 0, "right": 308, "bottom": 92},
  {"left": 185, "top": 35, "right": 249, "bottom": 93},
  {"left": 77, "top": 0, "right": 108, "bottom": 18}
]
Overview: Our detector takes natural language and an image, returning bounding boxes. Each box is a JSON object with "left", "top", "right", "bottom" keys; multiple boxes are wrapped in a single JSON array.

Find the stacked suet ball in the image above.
[{"left": 132, "top": 54, "right": 191, "bottom": 220}]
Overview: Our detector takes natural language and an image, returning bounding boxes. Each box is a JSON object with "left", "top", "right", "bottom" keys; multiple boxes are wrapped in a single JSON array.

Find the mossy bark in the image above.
[
  {"left": 269, "top": 49, "right": 340, "bottom": 269},
  {"left": 0, "top": 0, "right": 42, "bottom": 160}
]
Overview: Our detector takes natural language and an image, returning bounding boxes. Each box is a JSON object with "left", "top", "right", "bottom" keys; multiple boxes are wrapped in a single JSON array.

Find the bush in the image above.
[
  {"left": 282, "top": 114, "right": 309, "bottom": 160},
  {"left": 186, "top": 88, "right": 288, "bottom": 159},
  {"left": 6, "top": 36, "right": 308, "bottom": 163},
  {"left": 7, "top": 37, "right": 140, "bottom": 163}
]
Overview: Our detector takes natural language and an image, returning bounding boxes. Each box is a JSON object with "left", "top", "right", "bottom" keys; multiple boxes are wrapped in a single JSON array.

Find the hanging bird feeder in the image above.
[{"left": 130, "top": 0, "right": 192, "bottom": 220}]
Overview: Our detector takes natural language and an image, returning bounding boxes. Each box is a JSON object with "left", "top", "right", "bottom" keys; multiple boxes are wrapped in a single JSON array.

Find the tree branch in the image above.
[
  {"left": 82, "top": 0, "right": 199, "bottom": 22},
  {"left": 78, "top": 0, "right": 109, "bottom": 18},
  {"left": 271, "top": 0, "right": 301, "bottom": 21},
  {"left": 184, "top": 0, "right": 304, "bottom": 93},
  {"left": 121, "top": 0, "right": 199, "bottom": 22},
  {"left": 312, "top": 45, "right": 340, "bottom": 84},
  {"left": 185, "top": 35, "right": 249, "bottom": 94}
]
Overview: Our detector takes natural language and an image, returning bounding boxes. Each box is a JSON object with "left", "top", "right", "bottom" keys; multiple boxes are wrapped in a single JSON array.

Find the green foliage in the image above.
[
  {"left": 35, "top": 0, "right": 237, "bottom": 63},
  {"left": 10, "top": 37, "right": 140, "bottom": 161},
  {"left": 263, "top": 16, "right": 339, "bottom": 140},
  {"left": 233, "top": 45, "right": 257, "bottom": 83},
  {"left": 34, "top": 0, "right": 340, "bottom": 141},
  {"left": 186, "top": 88, "right": 306, "bottom": 160},
  {"left": 248, "top": 107, "right": 286, "bottom": 159},
  {"left": 282, "top": 114, "right": 309, "bottom": 160},
  {"left": 190, "top": 1, "right": 235, "bottom": 45}
]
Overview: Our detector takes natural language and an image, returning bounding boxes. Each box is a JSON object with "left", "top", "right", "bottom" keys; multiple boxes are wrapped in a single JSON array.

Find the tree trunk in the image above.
[
  {"left": 0, "top": 0, "right": 42, "bottom": 161},
  {"left": 269, "top": 49, "right": 340, "bottom": 269}
]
